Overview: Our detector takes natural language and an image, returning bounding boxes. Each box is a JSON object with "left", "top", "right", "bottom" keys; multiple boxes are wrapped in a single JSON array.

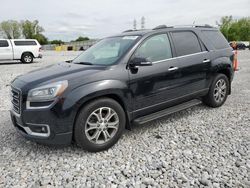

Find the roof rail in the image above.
[
  {"left": 173, "top": 24, "right": 214, "bottom": 28},
  {"left": 153, "top": 25, "right": 173, "bottom": 30},
  {"left": 122, "top": 29, "right": 135, "bottom": 33}
]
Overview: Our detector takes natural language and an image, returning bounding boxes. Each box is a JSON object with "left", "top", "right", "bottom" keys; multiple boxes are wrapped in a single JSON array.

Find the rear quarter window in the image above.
[
  {"left": 171, "top": 31, "right": 202, "bottom": 56},
  {"left": 14, "top": 41, "right": 37, "bottom": 46},
  {"left": 0, "top": 40, "right": 9, "bottom": 47},
  {"left": 202, "top": 30, "right": 229, "bottom": 49}
]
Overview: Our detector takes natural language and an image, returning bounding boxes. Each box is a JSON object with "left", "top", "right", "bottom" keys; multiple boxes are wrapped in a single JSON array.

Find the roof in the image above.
[{"left": 111, "top": 24, "right": 218, "bottom": 37}]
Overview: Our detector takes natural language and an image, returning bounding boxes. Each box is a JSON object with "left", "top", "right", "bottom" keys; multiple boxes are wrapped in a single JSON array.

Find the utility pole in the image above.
[
  {"left": 141, "top": 16, "right": 145, "bottom": 29},
  {"left": 133, "top": 19, "right": 137, "bottom": 30}
]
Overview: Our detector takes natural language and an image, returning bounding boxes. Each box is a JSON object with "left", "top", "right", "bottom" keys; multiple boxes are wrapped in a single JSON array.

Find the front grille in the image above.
[{"left": 11, "top": 86, "right": 21, "bottom": 114}]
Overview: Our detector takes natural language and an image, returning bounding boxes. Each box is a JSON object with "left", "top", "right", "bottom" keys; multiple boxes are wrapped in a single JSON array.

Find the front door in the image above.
[{"left": 128, "top": 33, "right": 181, "bottom": 118}]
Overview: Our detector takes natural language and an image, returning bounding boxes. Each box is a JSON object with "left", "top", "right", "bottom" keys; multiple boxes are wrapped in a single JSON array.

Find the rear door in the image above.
[
  {"left": 0, "top": 40, "right": 13, "bottom": 60},
  {"left": 169, "top": 30, "right": 210, "bottom": 97}
]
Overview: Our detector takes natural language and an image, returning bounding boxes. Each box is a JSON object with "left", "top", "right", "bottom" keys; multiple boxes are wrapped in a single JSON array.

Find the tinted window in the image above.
[
  {"left": 72, "top": 36, "right": 139, "bottom": 65},
  {"left": 134, "top": 34, "right": 172, "bottom": 62},
  {"left": 0, "top": 40, "right": 9, "bottom": 47},
  {"left": 202, "top": 30, "right": 229, "bottom": 49},
  {"left": 172, "top": 31, "right": 202, "bottom": 56},
  {"left": 14, "top": 41, "right": 37, "bottom": 46}
]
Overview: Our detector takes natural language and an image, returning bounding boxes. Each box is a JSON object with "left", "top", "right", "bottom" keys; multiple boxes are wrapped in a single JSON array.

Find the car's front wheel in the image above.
[
  {"left": 74, "top": 98, "right": 126, "bottom": 152},
  {"left": 203, "top": 73, "right": 229, "bottom": 108}
]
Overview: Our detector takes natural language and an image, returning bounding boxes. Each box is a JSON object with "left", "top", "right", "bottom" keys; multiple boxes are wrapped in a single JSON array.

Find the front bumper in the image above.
[{"left": 10, "top": 110, "right": 72, "bottom": 146}]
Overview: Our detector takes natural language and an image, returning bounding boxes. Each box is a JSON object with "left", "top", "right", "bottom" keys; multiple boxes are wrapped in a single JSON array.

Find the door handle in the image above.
[
  {"left": 203, "top": 59, "right": 211, "bottom": 63},
  {"left": 168, "top": 67, "right": 178, "bottom": 71}
]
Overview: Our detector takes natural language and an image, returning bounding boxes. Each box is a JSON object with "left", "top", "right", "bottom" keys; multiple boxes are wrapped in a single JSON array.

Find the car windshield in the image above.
[{"left": 72, "top": 36, "right": 140, "bottom": 65}]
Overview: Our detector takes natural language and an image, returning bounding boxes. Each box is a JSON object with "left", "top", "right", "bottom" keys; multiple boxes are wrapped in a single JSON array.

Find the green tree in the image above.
[
  {"left": 218, "top": 16, "right": 233, "bottom": 41},
  {"left": 0, "top": 20, "right": 21, "bottom": 39},
  {"left": 218, "top": 16, "right": 250, "bottom": 41},
  {"left": 21, "top": 20, "right": 44, "bottom": 39},
  {"left": 50, "top": 40, "right": 65, "bottom": 45},
  {"left": 33, "top": 33, "right": 48, "bottom": 45},
  {"left": 237, "top": 18, "right": 250, "bottom": 41},
  {"left": 74, "top": 36, "right": 89, "bottom": 42}
]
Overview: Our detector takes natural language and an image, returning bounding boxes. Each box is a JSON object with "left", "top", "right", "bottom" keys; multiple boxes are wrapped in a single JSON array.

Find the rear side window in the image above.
[
  {"left": 0, "top": 40, "right": 9, "bottom": 47},
  {"left": 14, "top": 41, "right": 37, "bottom": 46},
  {"left": 134, "top": 34, "right": 172, "bottom": 62},
  {"left": 171, "top": 31, "right": 202, "bottom": 56},
  {"left": 202, "top": 30, "right": 229, "bottom": 49}
]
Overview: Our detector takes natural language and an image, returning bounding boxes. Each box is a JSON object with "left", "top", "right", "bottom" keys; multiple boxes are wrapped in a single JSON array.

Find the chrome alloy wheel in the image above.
[
  {"left": 213, "top": 79, "right": 227, "bottom": 103},
  {"left": 85, "top": 107, "right": 119, "bottom": 144},
  {"left": 24, "top": 55, "right": 32, "bottom": 63}
]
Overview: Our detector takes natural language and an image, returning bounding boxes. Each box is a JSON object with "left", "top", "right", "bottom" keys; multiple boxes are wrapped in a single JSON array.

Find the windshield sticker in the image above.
[{"left": 122, "top": 36, "right": 139, "bottom": 40}]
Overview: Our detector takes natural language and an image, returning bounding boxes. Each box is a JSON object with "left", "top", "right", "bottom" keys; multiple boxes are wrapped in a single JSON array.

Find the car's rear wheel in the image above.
[
  {"left": 21, "top": 53, "right": 33, "bottom": 63},
  {"left": 203, "top": 73, "right": 229, "bottom": 108},
  {"left": 74, "top": 98, "right": 126, "bottom": 152}
]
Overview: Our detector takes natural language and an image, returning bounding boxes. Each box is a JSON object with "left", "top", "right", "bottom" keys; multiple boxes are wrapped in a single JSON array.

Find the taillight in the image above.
[{"left": 39, "top": 47, "right": 42, "bottom": 52}]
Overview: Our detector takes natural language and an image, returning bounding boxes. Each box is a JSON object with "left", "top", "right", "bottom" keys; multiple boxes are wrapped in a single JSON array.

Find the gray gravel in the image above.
[{"left": 0, "top": 51, "right": 250, "bottom": 187}]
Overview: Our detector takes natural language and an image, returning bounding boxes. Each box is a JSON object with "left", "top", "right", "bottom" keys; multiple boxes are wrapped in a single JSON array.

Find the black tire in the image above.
[
  {"left": 203, "top": 74, "right": 229, "bottom": 108},
  {"left": 21, "top": 53, "right": 33, "bottom": 63},
  {"left": 74, "top": 98, "right": 126, "bottom": 152}
]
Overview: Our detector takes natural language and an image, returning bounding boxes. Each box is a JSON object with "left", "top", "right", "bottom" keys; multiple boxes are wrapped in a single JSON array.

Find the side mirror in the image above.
[
  {"left": 130, "top": 57, "right": 152, "bottom": 68},
  {"left": 65, "top": 60, "right": 73, "bottom": 63}
]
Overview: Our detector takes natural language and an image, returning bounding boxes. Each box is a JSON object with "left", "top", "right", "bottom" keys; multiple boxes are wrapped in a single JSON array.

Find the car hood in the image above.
[{"left": 16, "top": 62, "right": 107, "bottom": 86}]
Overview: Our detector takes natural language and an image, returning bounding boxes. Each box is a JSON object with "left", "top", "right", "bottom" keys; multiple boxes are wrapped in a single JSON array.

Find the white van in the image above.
[{"left": 0, "top": 39, "right": 42, "bottom": 63}]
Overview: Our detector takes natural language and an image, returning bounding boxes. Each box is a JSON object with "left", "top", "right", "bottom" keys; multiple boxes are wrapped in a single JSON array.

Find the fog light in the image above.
[
  {"left": 29, "top": 124, "right": 48, "bottom": 133},
  {"left": 24, "top": 123, "right": 50, "bottom": 137}
]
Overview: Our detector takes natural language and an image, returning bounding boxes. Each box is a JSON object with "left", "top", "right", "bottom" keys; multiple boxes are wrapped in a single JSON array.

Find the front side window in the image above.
[
  {"left": 14, "top": 40, "right": 37, "bottom": 46},
  {"left": 0, "top": 40, "right": 9, "bottom": 47},
  {"left": 171, "top": 31, "right": 202, "bottom": 56},
  {"left": 72, "top": 36, "right": 139, "bottom": 65},
  {"left": 134, "top": 34, "right": 172, "bottom": 62}
]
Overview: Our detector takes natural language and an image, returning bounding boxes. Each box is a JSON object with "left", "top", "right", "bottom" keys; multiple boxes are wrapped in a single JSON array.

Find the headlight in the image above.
[{"left": 27, "top": 80, "right": 68, "bottom": 102}]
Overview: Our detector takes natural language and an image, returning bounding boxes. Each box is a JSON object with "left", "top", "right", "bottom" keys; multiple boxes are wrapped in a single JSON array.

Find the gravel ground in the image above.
[{"left": 0, "top": 51, "right": 249, "bottom": 188}]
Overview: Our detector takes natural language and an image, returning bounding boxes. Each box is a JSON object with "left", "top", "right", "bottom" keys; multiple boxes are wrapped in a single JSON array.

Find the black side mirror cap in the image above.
[
  {"left": 130, "top": 57, "right": 152, "bottom": 67},
  {"left": 65, "top": 60, "right": 73, "bottom": 63}
]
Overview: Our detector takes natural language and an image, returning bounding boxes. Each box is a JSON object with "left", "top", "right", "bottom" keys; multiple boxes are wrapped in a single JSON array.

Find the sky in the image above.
[{"left": 1, "top": 0, "right": 250, "bottom": 41}]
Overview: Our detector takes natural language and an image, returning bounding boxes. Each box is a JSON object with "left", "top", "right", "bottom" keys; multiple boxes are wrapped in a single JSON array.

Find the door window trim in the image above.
[
  {"left": 152, "top": 51, "right": 208, "bottom": 64},
  {"left": 169, "top": 30, "right": 205, "bottom": 57},
  {"left": 128, "top": 32, "right": 174, "bottom": 65},
  {"left": 127, "top": 31, "right": 209, "bottom": 66}
]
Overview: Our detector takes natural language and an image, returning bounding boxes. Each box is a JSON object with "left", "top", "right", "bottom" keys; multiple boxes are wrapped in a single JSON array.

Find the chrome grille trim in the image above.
[{"left": 10, "top": 86, "right": 22, "bottom": 115}]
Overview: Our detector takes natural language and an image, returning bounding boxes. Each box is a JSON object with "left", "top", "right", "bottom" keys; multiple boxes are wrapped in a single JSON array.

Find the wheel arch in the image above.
[
  {"left": 69, "top": 81, "right": 132, "bottom": 135},
  {"left": 72, "top": 94, "right": 132, "bottom": 140},
  {"left": 215, "top": 67, "right": 233, "bottom": 94},
  {"left": 21, "top": 51, "right": 34, "bottom": 58}
]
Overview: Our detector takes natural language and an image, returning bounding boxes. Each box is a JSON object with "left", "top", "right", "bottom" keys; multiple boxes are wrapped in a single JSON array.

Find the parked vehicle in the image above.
[
  {"left": 10, "top": 25, "right": 235, "bottom": 152},
  {"left": 0, "top": 39, "right": 42, "bottom": 63},
  {"left": 229, "top": 42, "right": 247, "bottom": 50},
  {"left": 236, "top": 42, "right": 247, "bottom": 50}
]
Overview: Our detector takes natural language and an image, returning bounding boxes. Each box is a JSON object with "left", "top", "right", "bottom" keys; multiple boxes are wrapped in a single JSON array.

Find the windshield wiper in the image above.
[{"left": 74, "top": 62, "right": 93, "bottom": 65}]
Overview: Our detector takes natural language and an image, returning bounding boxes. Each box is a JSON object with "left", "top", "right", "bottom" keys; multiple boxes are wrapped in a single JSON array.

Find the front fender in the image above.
[{"left": 63, "top": 79, "right": 131, "bottom": 120}]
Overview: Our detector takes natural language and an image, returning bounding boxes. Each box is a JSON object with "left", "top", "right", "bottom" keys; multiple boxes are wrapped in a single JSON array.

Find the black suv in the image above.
[{"left": 10, "top": 25, "right": 235, "bottom": 152}]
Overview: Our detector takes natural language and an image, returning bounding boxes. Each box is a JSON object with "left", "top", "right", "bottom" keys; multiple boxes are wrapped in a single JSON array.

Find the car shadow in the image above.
[
  {"left": 0, "top": 61, "right": 40, "bottom": 65},
  {"left": 126, "top": 104, "right": 210, "bottom": 134},
  {"left": 4, "top": 104, "right": 212, "bottom": 155},
  {"left": 0, "top": 61, "right": 21, "bottom": 65}
]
